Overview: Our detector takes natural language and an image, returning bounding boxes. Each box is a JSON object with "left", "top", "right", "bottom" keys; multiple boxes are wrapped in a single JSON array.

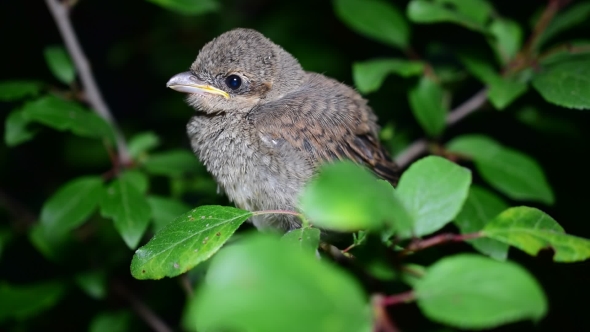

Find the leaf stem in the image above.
[
  {"left": 379, "top": 291, "right": 416, "bottom": 306},
  {"left": 400, "top": 232, "right": 482, "bottom": 256}
]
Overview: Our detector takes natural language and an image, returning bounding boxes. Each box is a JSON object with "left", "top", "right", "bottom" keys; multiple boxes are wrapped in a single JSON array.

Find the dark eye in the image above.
[{"left": 225, "top": 75, "right": 242, "bottom": 90}]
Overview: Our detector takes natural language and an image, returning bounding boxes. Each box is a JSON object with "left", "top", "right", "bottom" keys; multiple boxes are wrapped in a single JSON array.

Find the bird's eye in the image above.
[{"left": 225, "top": 75, "right": 242, "bottom": 90}]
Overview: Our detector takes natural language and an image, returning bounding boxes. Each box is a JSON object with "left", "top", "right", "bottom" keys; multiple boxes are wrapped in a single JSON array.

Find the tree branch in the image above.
[
  {"left": 112, "top": 281, "right": 173, "bottom": 332},
  {"left": 44, "top": 0, "right": 131, "bottom": 165}
]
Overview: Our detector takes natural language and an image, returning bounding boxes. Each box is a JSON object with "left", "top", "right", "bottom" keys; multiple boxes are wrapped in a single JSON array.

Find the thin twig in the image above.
[
  {"left": 399, "top": 232, "right": 482, "bottom": 257},
  {"left": 379, "top": 291, "right": 416, "bottom": 306},
  {"left": 44, "top": 0, "right": 131, "bottom": 165},
  {"left": 112, "top": 281, "right": 173, "bottom": 332}
]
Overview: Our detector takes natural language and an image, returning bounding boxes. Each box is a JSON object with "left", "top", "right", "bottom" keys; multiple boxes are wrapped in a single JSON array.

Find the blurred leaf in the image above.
[
  {"left": 515, "top": 106, "right": 582, "bottom": 137},
  {"left": 454, "top": 186, "right": 509, "bottom": 260},
  {"left": 281, "top": 226, "right": 321, "bottom": 255},
  {"left": 0, "top": 281, "right": 66, "bottom": 322},
  {"left": 532, "top": 55, "right": 590, "bottom": 110},
  {"left": 538, "top": 40, "right": 590, "bottom": 65},
  {"left": 407, "top": 0, "right": 489, "bottom": 32},
  {"left": 5, "top": 110, "right": 35, "bottom": 146},
  {"left": 396, "top": 156, "right": 471, "bottom": 237},
  {"left": 143, "top": 149, "right": 200, "bottom": 177},
  {"left": 28, "top": 223, "right": 73, "bottom": 262},
  {"left": 40, "top": 176, "right": 104, "bottom": 233},
  {"left": 483, "top": 207, "right": 590, "bottom": 262},
  {"left": 0, "top": 80, "right": 43, "bottom": 101},
  {"left": 333, "top": 0, "right": 410, "bottom": 50},
  {"left": 299, "top": 161, "right": 395, "bottom": 232},
  {"left": 146, "top": 0, "right": 219, "bottom": 16},
  {"left": 100, "top": 176, "right": 152, "bottom": 249},
  {"left": 408, "top": 75, "right": 447, "bottom": 136},
  {"left": 415, "top": 254, "right": 547, "bottom": 329},
  {"left": 534, "top": 2, "right": 590, "bottom": 50},
  {"left": 435, "top": 0, "right": 495, "bottom": 25},
  {"left": 119, "top": 170, "right": 149, "bottom": 194},
  {"left": 489, "top": 18, "right": 523, "bottom": 64},
  {"left": 89, "top": 311, "right": 132, "bottom": 332},
  {"left": 353, "top": 58, "right": 424, "bottom": 93},
  {"left": 131, "top": 206, "right": 251, "bottom": 279},
  {"left": 74, "top": 271, "right": 107, "bottom": 300},
  {"left": 128, "top": 131, "right": 161, "bottom": 159},
  {"left": 43, "top": 45, "right": 75, "bottom": 85},
  {"left": 188, "top": 234, "right": 371, "bottom": 332},
  {"left": 147, "top": 195, "right": 192, "bottom": 232},
  {"left": 447, "top": 135, "right": 555, "bottom": 204}
]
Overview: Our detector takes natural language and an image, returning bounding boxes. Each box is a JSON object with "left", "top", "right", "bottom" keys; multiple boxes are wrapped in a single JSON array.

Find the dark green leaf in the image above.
[
  {"left": 281, "top": 227, "right": 321, "bottom": 255},
  {"left": 147, "top": 195, "right": 192, "bottom": 232},
  {"left": 454, "top": 186, "right": 509, "bottom": 260},
  {"left": 0, "top": 281, "right": 66, "bottom": 322},
  {"left": 334, "top": 0, "right": 410, "bottom": 50},
  {"left": 40, "top": 176, "right": 104, "bottom": 233},
  {"left": 396, "top": 156, "right": 471, "bottom": 237},
  {"left": 143, "top": 149, "right": 200, "bottom": 177},
  {"left": 408, "top": 75, "right": 447, "bottom": 136},
  {"left": 0, "top": 80, "right": 42, "bottom": 101},
  {"left": 119, "top": 170, "right": 149, "bottom": 194},
  {"left": 447, "top": 135, "right": 554, "bottom": 204},
  {"left": 188, "top": 234, "right": 371, "bottom": 332},
  {"left": 128, "top": 131, "right": 161, "bottom": 159},
  {"left": 100, "top": 176, "right": 152, "bottom": 249},
  {"left": 534, "top": 2, "right": 590, "bottom": 50},
  {"left": 407, "top": 0, "right": 489, "bottom": 32},
  {"left": 43, "top": 45, "right": 75, "bottom": 85},
  {"left": 532, "top": 55, "right": 590, "bottom": 110},
  {"left": 28, "top": 223, "right": 73, "bottom": 262},
  {"left": 89, "top": 311, "right": 132, "bottom": 332},
  {"left": 299, "top": 161, "right": 395, "bottom": 231},
  {"left": 74, "top": 271, "right": 107, "bottom": 300},
  {"left": 146, "top": 0, "right": 219, "bottom": 16},
  {"left": 488, "top": 18, "right": 523, "bottom": 64},
  {"left": 483, "top": 207, "right": 590, "bottom": 262},
  {"left": 415, "top": 254, "right": 547, "bottom": 329},
  {"left": 435, "top": 0, "right": 495, "bottom": 25},
  {"left": 353, "top": 58, "right": 424, "bottom": 93},
  {"left": 131, "top": 206, "right": 251, "bottom": 279},
  {"left": 5, "top": 110, "right": 35, "bottom": 146},
  {"left": 515, "top": 106, "right": 582, "bottom": 137}
]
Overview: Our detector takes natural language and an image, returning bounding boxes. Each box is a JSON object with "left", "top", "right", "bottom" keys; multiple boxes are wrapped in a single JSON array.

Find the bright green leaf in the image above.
[
  {"left": 534, "top": 2, "right": 590, "bottom": 50},
  {"left": 0, "top": 281, "right": 66, "bottom": 322},
  {"left": 396, "top": 156, "right": 471, "bottom": 237},
  {"left": 299, "top": 161, "right": 395, "bottom": 232},
  {"left": 489, "top": 18, "right": 523, "bottom": 64},
  {"left": 5, "top": 110, "right": 35, "bottom": 146},
  {"left": 146, "top": 0, "right": 219, "bottom": 16},
  {"left": 100, "top": 176, "right": 152, "bottom": 249},
  {"left": 189, "top": 234, "right": 371, "bottom": 332},
  {"left": 415, "top": 254, "right": 547, "bottom": 329},
  {"left": 407, "top": 0, "right": 488, "bottom": 32},
  {"left": 532, "top": 55, "right": 590, "bottom": 110},
  {"left": 40, "top": 176, "right": 104, "bottom": 233},
  {"left": 333, "top": 0, "right": 410, "bottom": 50},
  {"left": 454, "top": 186, "right": 509, "bottom": 260},
  {"left": 143, "top": 149, "right": 200, "bottom": 177},
  {"left": 353, "top": 58, "right": 424, "bottom": 94},
  {"left": 281, "top": 227, "right": 321, "bottom": 255},
  {"left": 447, "top": 135, "right": 554, "bottom": 204},
  {"left": 434, "top": 0, "right": 494, "bottom": 25},
  {"left": 483, "top": 207, "right": 590, "bottom": 262},
  {"left": 119, "top": 170, "right": 149, "bottom": 194},
  {"left": 147, "top": 195, "right": 192, "bottom": 232},
  {"left": 74, "top": 271, "right": 107, "bottom": 300},
  {"left": 89, "top": 311, "right": 132, "bottom": 332},
  {"left": 408, "top": 75, "right": 447, "bottom": 136},
  {"left": 128, "top": 131, "right": 161, "bottom": 158},
  {"left": 131, "top": 205, "right": 251, "bottom": 279},
  {"left": 0, "top": 80, "right": 43, "bottom": 101},
  {"left": 43, "top": 45, "right": 75, "bottom": 85}
]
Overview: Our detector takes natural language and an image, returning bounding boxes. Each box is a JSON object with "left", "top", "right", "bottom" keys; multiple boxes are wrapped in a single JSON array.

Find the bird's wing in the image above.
[{"left": 246, "top": 75, "right": 398, "bottom": 184}]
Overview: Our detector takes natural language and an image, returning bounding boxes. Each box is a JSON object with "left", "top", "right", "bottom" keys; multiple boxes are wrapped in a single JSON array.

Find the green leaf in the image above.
[
  {"left": 408, "top": 75, "right": 447, "bottom": 137},
  {"left": 146, "top": 0, "right": 219, "bottom": 16},
  {"left": 131, "top": 206, "right": 251, "bottom": 279},
  {"left": 128, "top": 131, "right": 161, "bottom": 158},
  {"left": 333, "top": 0, "right": 410, "bottom": 50},
  {"left": 0, "top": 80, "right": 43, "bottom": 101},
  {"left": 143, "top": 149, "right": 200, "bottom": 177},
  {"left": 415, "top": 254, "right": 547, "bottom": 329},
  {"left": 188, "top": 234, "right": 371, "bottom": 332},
  {"left": 5, "top": 110, "right": 35, "bottom": 146},
  {"left": 40, "top": 176, "right": 104, "bottom": 233},
  {"left": 447, "top": 135, "right": 554, "bottom": 204},
  {"left": 488, "top": 18, "right": 523, "bottom": 65},
  {"left": 407, "top": 0, "right": 489, "bottom": 32},
  {"left": 532, "top": 55, "right": 590, "bottom": 110},
  {"left": 396, "top": 156, "right": 471, "bottom": 237},
  {"left": 147, "top": 195, "right": 192, "bottom": 232},
  {"left": 0, "top": 281, "right": 66, "bottom": 322},
  {"left": 299, "top": 161, "right": 395, "bottom": 232},
  {"left": 89, "top": 311, "right": 132, "bottom": 332},
  {"left": 515, "top": 105, "right": 582, "bottom": 137},
  {"left": 483, "top": 207, "right": 590, "bottom": 262},
  {"left": 119, "top": 170, "right": 149, "bottom": 194},
  {"left": 43, "top": 45, "right": 75, "bottom": 85},
  {"left": 281, "top": 227, "right": 321, "bottom": 255},
  {"left": 353, "top": 58, "right": 424, "bottom": 94},
  {"left": 74, "top": 271, "right": 107, "bottom": 300},
  {"left": 534, "top": 2, "right": 590, "bottom": 50},
  {"left": 100, "top": 176, "right": 152, "bottom": 249},
  {"left": 28, "top": 223, "right": 73, "bottom": 262},
  {"left": 454, "top": 186, "right": 509, "bottom": 260}
]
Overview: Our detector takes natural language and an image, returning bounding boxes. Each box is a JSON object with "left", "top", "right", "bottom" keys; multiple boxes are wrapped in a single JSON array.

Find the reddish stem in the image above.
[
  {"left": 400, "top": 232, "right": 481, "bottom": 256},
  {"left": 380, "top": 291, "right": 416, "bottom": 306}
]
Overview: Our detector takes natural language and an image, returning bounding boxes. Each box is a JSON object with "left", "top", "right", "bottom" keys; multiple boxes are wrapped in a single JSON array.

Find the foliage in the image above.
[{"left": 1, "top": 0, "right": 590, "bottom": 331}]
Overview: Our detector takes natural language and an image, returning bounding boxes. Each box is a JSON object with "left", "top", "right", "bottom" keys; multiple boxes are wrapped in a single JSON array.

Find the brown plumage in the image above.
[{"left": 167, "top": 28, "right": 398, "bottom": 232}]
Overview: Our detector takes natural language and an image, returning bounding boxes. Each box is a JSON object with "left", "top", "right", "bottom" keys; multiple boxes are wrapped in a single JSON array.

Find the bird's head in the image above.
[{"left": 167, "top": 28, "right": 305, "bottom": 114}]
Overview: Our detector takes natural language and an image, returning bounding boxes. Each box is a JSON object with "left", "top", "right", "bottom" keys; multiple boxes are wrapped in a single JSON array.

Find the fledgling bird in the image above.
[{"left": 167, "top": 28, "right": 397, "bottom": 232}]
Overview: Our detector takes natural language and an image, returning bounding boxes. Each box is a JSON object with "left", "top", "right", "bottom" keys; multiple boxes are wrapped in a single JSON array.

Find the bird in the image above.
[{"left": 166, "top": 28, "right": 398, "bottom": 233}]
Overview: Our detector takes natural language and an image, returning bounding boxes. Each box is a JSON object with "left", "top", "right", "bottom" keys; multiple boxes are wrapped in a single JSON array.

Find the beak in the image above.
[{"left": 166, "top": 71, "right": 230, "bottom": 99}]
